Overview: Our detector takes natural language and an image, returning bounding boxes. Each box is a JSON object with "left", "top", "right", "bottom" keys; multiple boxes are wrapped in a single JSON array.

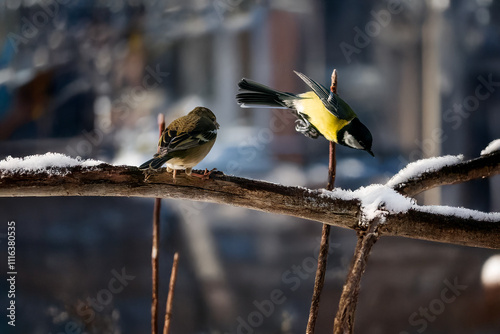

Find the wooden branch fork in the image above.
[
  {"left": 0, "top": 150, "right": 499, "bottom": 249},
  {"left": 332, "top": 150, "right": 500, "bottom": 333}
]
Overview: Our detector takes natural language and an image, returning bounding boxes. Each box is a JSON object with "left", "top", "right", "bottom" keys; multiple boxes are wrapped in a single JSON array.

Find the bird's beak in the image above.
[
  {"left": 367, "top": 149, "right": 375, "bottom": 157},
  {"left": 215, "top": 121, "right": 220, "bottom": 129}
]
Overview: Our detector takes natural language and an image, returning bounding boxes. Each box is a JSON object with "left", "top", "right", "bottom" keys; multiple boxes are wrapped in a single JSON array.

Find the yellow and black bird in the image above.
[
  {"left": 139, "top": 107, "right": 219, "bottom": 177},
  {"left": 236, "top": 71, "right": 374, "bottom": 156}
]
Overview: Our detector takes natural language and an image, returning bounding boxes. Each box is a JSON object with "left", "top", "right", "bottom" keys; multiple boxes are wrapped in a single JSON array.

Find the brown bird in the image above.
[{"left": 139, "top": 107, "right": 219, "bottom": 178}]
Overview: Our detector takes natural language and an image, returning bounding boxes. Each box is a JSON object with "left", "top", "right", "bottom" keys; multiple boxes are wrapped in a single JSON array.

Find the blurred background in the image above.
[{"left": 1, "top": 0, "right": 500, "bottom": 333}]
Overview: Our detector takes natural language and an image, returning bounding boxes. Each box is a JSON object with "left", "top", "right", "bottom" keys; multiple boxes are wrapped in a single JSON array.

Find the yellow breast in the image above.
[{"left": 294, "top": 91, "right": 349, "bottom": 143}]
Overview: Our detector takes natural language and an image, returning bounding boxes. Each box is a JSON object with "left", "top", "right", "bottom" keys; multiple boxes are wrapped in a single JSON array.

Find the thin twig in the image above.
[
  {"left": 329, "top": 69, "right": 337, "bottom": 97},
  {"left": 152, "top": 198, "right": 160, "bottom": 334},
  {"left": 163, "top": 252, "right": 179, "bottom": 334},
  {"left": 152, "top": 113, "right": 165, "bottom": 334},
  {"left": 306, "top": 223, "right": 331, "bottom": 334},
  {"left": 333, "top": 219, "right": 381, "bottom": 334},
  {"left": 306, "top": 69, "right": 338, "bottom": 333},
  {"left": 327, "top": 140, "right": 337, "bottom": 190}
]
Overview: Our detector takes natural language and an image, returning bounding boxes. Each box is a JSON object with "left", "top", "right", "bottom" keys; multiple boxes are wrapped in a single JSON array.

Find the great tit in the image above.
[
  {"left": 139, "top": 107, "right": 219, "bottom": 177},
  {"left": 236, "top": 71, "right": 374, "bottom": 156}
]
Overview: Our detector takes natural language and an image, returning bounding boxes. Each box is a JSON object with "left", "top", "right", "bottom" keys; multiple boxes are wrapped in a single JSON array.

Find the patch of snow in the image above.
[
  {"left": 481, "top": 139, "right": 500, "bottom": 156},
  {"left": 482, "top": 255, "right": 500, "bottom": 287},
  {"left": 0, "top": 153, "right": 104, "bottom": 176},
  {"left": 415, "top": 204, "right": 500, "bottom": 222},
  {"left": 353, "top": 184, "right": 414, "bottom": 222},
  {"left": 318, "top": 187, "right": 357, "bottom": 202},
  {"left": 319, "top": 184, "right": 414, "bottom": 222},
  {"left": 319, "top": 183, "right": 500, "bottom": 224},
  {"left": 387, "top": 155, "right": 463, "bottom": 188}
]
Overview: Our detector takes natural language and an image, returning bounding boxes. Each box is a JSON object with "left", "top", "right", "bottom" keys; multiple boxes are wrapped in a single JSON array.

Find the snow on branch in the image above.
[
  {"left": 481, "top": 139, "right": 500, "bottom": 156},
  {"left": 388, "top": 150, "right": 500, "bottom": 197},
  {"left": 0, "top": 153, "right": 103, "bottom": 175},
  {"left": 387, "top": 155, "right": 464, "bottom": 190},
  {"left": 1, "top": 153, "right": 499, "bottom": 249}
]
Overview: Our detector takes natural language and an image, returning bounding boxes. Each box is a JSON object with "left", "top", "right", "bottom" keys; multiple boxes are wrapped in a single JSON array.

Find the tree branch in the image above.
[
  {"left": 163, "top": 252, "right": 179, "bottom": 334},
  {"left": 0, "top": 164, "right": 360, "bottom": 226},
  {"left": 306, "top": 69, "right": 338, "bottom": 334},
  {"left": 331, "top": 150, "right": 499, "bottom": 333},
  {"left": 152, "top": 113, "right": 165, "bottom": 334},
  {"left": 391, "top": 151, "right": 500, "bottom": 197},
  {"left": 1, "top": 163, "right": 499, "bottom": 249},
  {"left": 152, "top": 197, "right": 160, "bottom": 334},
  {"left": 333, "top": 219, "right": 381, "bottom": 334}
]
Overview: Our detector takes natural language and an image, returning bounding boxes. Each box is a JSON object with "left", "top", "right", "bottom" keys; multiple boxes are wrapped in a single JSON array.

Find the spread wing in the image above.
[{"left": 294, "top": 71, "right": 352, "bottom": 121}]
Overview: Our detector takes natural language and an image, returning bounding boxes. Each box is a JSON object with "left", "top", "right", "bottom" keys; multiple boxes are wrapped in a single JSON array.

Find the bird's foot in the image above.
[
  {"left": 191, "top": 168, "right": 217, "bottom": 180},
  {"left": 142, "top": 170, "right": 152, "bottom": 182},
  {"left": 295, "top": 117, "right": 319, "bottom": 139},
  {"left": 172, "top": 169, "right": 177, "bottom": 183}
]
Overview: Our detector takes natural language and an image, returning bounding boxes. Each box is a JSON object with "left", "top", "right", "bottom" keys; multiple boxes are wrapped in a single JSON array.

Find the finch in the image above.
[{"left": 139, "top": 107, "right": 219, "bottom": 177}]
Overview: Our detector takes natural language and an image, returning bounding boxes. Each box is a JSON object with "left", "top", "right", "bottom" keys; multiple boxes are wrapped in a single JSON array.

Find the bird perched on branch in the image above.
[
  {"left": 139, "top": 107, "right": 219, "bottom": 178},
  {"left": 236, "top": 71, "right": 374, "bottom": 156}
]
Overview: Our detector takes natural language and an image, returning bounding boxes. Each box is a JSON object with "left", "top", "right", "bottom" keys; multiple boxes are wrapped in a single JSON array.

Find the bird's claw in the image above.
[
  {"left": 191, "top": 168, "right": 217, "bottom": 180},
  {"left": 142, "top": 170, "right": 152, "bottom": 182},
  {"left": 295, "top": 117, "right": 319, "bottom": 139}
]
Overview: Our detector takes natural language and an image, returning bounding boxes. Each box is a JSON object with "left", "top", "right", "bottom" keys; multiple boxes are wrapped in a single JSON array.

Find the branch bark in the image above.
[
  {"left": 152, "top": 197, "right": 160, "bottom": 334},
  {"left": 330, "top": 151, "right": 500, "bottom": 334},
  {"left": 152, "top": 113, "right": 165, "bottom": 334},
  {"left": 391, "top": 151, "right": 500, "bottom": 197},
  {"left": 306, "top": 69, "right": 338, "bottom": 334},
  {"left": 1, "top": 162, "right": 499, "bottom": 249},
  {"left": 333, "top": 219, "right": 380, "bottom": 334},
  {"left": 163, "top": 252, "right": 179, "bottom": 334}
]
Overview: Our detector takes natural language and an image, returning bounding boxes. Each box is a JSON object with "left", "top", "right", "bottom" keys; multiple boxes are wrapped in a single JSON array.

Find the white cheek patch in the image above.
[{"left": 344, "top": 131, "right": 363, "bottom": 149}]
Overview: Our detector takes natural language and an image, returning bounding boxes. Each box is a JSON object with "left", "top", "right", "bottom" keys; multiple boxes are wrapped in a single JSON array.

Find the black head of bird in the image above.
[{"left": 337, "top": 118, "right": 373, "bottom": 156}]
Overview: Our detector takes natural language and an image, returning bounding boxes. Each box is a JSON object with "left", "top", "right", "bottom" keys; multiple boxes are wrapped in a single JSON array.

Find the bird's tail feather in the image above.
[
  {"left": 236, "top": 79, "right": 296, "bottom": 108},
  {"left": 139, "top": 155, "right": 170, "bottom": 170}
]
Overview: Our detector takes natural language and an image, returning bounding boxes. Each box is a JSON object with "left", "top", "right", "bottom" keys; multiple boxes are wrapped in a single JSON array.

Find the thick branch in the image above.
[
  {"left": 391, "top": 151, "right": 500, "bottom": 197},
  {"left": 1, "top": 165, "right": 499, "bottom": 249},
  {"left": 0, "top": 164, "right": 360, "bottom": 227}
]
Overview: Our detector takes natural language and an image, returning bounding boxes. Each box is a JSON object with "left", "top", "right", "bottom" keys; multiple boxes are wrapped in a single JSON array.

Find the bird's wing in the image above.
[
  {"left": 168, "top": 130, "right": 217, "bottom": 152},
  {"left": 294, "top": 71, "right": 352, "bottom": 120},
  {"left": 160, "top": 122, "right": 217, "bottom": 154}
]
